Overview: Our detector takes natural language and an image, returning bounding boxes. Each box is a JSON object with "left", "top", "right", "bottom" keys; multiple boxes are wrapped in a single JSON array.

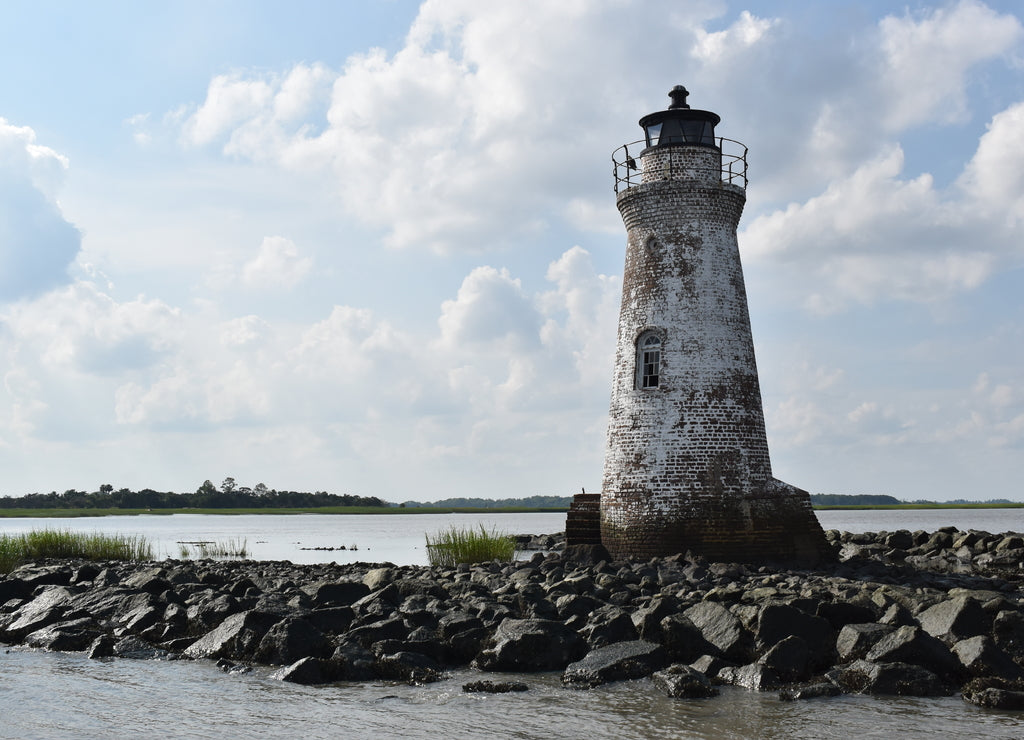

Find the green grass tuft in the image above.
[
  {"left": 0, "top": 529, "right": 153, "bottom": 574},
  {"left": 177, "top": 538, "right": 249, "bottom": 559},
  {"left": 425, "top": 525, "right": 518, "bottom": 567}
]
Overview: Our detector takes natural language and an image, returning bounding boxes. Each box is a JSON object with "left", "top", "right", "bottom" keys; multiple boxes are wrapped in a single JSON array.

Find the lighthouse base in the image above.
[{"left": 600, "top": 479, "right": 833, "bottom": 565}]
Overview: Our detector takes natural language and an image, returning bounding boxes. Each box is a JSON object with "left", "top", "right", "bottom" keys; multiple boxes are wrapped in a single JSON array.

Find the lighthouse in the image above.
[{"left": 598, "top": 86, "right": 830, "bottom": 564}]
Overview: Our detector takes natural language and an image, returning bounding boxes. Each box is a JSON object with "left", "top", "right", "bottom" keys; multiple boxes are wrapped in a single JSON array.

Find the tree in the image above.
[{"left": 221, "top": 477, "right": 237, "bottom": 493}]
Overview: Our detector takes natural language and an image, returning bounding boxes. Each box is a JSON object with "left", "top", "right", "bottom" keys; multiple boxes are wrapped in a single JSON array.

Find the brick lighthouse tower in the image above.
[{"left": 599, "top": 86, "right": 829, "bottom": 564}]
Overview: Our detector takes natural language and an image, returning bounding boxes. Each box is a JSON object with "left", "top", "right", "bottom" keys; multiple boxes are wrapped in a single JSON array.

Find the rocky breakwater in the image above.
[{"left": 2, "top": 527, "right": 1024, "bottom": 709}]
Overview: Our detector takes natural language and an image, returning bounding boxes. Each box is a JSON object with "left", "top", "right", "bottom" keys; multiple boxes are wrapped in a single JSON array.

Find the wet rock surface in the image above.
[{"left": 1, "top": 527, "right": 1024, "bottom": 709}]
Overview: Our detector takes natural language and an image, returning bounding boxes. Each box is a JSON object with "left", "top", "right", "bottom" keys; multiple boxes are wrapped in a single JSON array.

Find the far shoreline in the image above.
[{"left": 0, "top": 502, "right": 1022, "bottom": 518}]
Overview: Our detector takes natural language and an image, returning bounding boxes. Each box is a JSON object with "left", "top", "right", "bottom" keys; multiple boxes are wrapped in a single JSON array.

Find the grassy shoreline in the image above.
[
  {"left": 0, "top": 503, "right": 1020, "bottom": 518},
  {"left": 0, "top": 506, "right": 570, "bottom": 518}
]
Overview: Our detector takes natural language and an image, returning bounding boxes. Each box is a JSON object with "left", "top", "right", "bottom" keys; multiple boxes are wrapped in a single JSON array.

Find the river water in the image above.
[{"left": 2, "top": 509, "right": 1023, "bottom": 739}]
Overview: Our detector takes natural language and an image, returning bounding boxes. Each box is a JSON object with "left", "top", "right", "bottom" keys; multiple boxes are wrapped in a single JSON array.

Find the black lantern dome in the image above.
[{"left": 639, "top": 85, "right": 720, "bottom": 149}]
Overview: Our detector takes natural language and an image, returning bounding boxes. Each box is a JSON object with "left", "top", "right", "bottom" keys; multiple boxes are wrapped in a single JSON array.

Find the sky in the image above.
[{"left": 0, "top": 0, "right": 1022, "bottom": 503}]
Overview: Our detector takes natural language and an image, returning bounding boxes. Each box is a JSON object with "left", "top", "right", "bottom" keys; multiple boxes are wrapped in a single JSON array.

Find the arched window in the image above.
[{"left": 636, "top": 333, "right": 661, "bottom": 389}]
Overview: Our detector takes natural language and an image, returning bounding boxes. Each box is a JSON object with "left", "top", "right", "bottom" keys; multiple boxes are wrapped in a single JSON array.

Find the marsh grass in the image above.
[
  {"left": 177, "top": 538, "right": 249, "bottom": 559},
  {"left": 425, "top": 525, "right": 517, "bottom": 567},
  {"left": 0, "top": 529, "right": 153, "bottom": 574}
]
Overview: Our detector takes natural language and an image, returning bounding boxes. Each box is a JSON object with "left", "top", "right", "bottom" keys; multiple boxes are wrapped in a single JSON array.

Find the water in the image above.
[
  {"left": 0, "top": 511, "right": 570, "bottom": 565},
  {"left": 1, "top": 508, "right": 1020, "bottom": 567},
  {"left": 2, "top": 649, "right": 1021, "bottom": 740},
  {"left": 2, "top": 508, "right": 1024, "bottom": 738}
]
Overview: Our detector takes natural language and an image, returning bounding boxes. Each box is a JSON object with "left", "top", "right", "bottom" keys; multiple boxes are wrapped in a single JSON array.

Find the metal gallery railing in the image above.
[{"left": 612, "top": 138, "right": 748, "bottom": 194}]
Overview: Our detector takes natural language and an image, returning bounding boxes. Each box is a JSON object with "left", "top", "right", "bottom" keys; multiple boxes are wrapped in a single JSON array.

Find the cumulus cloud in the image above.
[
  {"left": 0, "top": 119, "right": 80, "bottom": 302},
  {"left": 241, "top": 236, "right": 313, "bottom": 290},
  {"left": 877, "top": 0, "right": 1023, "bottom": 130}
]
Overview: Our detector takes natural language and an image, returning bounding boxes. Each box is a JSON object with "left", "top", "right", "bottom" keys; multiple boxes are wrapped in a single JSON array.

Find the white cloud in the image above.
[
  {"left": 878, "top": 0, "right": 1023, "bottom": 130},
  {"left": 0, "top": 119, "right": 80, "bottom": 302},
  {"left": 692, "top": 10, "right": 777, "bottom": 63},
  {"left": 241, "top": 236, "right": 313, "bottom": 290}
]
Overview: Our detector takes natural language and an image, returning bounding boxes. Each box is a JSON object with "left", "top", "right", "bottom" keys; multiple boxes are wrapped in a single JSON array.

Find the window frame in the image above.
[{"left": 636, "top": 331, "right": 663, "bottom": 390}]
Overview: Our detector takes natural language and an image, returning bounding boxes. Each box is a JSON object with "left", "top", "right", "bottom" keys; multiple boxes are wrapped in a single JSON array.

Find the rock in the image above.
[
  {"left": 375, "top": 651, "right": 444, "bottom": 684},
  {"left": 684, "top": 602, "right": 754, "bottom": 664},
  {"left": 992, "top": 610, "right": 1024, "bottom": 658},
  {"left": 113, "top": 635, "right": 169, "bottom": 660},
  {"left": 865, "top": 625, "right": 962, "bottom": 680},
  {"left": 462, "top": 680, "right": 529, "bottom": 693},
  {"left": 815, "top": 600, "right": 877, "bottom": 630},
  {"left": 717, "top": 663, "right": 781, "bottom": 691},
  {"left": 827, "top": 659, "right": 950, "bottom": 696},
  {"left": 631, "top": 598, "right": 677, "bottom": 641},
  {"left": 182, "top": 610, "right": 280, "bottom": 661},
  {"left": 964, "top": 687, "right": 1024, "bottom": 710},
  {"left": 272, "top": 656, "right": 331, "bottom": 685},
  {"left": 347, "top": 615, "right": 408, "bottom": 647},
  {"left": 306, "top": 606, "right": 355, "bottom": 635},
  {"left": 757, "top": 635, "right": 811, "bottom": 683},
  {"left": 756, "top": 603, "right": 834, "bottom": 669},
  {"left": 302, "top": 581, "right": 370, "bottom": 607},
  {"left": 836, "top": 623, "right": 896, "bottom": 662},
  {"left": 659, "top": 614, "right": 715, "bottom": 662},
  {"left": 651, "top": 664, "right": 718, "bottom": 698},
  {"left": 252, "top": 617, "right": 332, "bottom": 665},
  {"left": 577, "top": 608, "right": 639, "bottom": 648},
  {"left": 961, "top": 678, "right": 1024, "bottom": 709},
  {"left": 952, "top": 635, "right": 1024, "bottom": 681},
  {"left": 0, "top": 585, "right": 77, "bottom": 642},
  {"left": 690, "top": 654, "right": 732, "bottom": 678},
  {"left": 362, "top": 567, "right": 395, "bottom": 591},
  {"left": 778, "top": 682, "right": 842, "bottom": 701},
  {"left": 562, "top": 640, "right": 669, "bottom": 688},
  {"left": 24, "top": 617, "right": 102, "bottom": 651},
  {"left": 328, "top": 642, "right": 378, "bottom": 681},
  {"left": 87, "top": 634, "right": 117, "bottom": 659},
  {"left": 474, "top": 618, "right": 587, "bottom": 672},
  {"left": 917, "top": 596, "right": 990, "bottom": 645}
]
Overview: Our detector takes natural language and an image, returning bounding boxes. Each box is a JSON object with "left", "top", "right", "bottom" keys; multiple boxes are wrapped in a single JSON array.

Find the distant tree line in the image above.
[
  {"left": 0, "top": 477, "right": 387, "bottom": 510},
  {"left": 399, "top": 495, "right": 572, "bottom": 509},
  {"left": 809, "top": 493, "right": 902, "bottom": 506}
]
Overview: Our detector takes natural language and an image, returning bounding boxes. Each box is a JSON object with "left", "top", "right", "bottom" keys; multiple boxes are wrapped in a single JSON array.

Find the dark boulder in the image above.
[
  {"left": 961, "top": 678, "right": 1024, "bottom": 709},
  {"left": 272, "top": 656, "right": 332, "bottom": 685},
  {"left": 827, "top": 659, "right": 950, "bottom": 696},
  {"left": 306, "top": 606, "right": 355, "bottom": 635},
  {"left": 375, "top": 651, "right": 444, "bottom": 684},
  {"left": 651, "top": 664, "right": 718, "bottom": 698},
  {"left": 562, "top": 640, "right": 669, "bottom": 688},
  {"left": 302, "top": 581, "right": 370, "bottom": 607},
  {"left": 462, "top": 680, "right": 528, "bottom": 693},
  {"left": 917, "top": 596, "right": 990, "bottom": 645},
  {"left": 474, "top": 618, "right": 587, "bottom": 672},
  {"left": 577, "top": 607, "right": 639, "bottom": 648},
  {"left": 24, "top": 617, "right": 102, "bottom": 652},
  {"left": 252, "top": 617, "right": 332, "bottom": 665},
  {"left": 684, "top": 602, "right": 754, "bottom": 664},
  {"left": 757, "top": 635, "right": 811, "bottom": 683},
  {"left": 112, "top": 635, "right": 169, "bottom": 660},
  {"left": 865, "top": 625, "right": 962, "bottom": 680},
  {"left": 0, "top": 586, "right": 76, "bottom": 642},
  {"left": 717, "top": 663, "right": 781, "bottom": 691},
  {"left": 836, "top": 623, "right": 896, "bottom": 662},
  {"left": 778, "top": 682, "right": 842, "bottom": 701},
  {"left": 659, "top": 613, "right": 716, "bottom": 662},
  {"left": 182, "top": 610, "right": 280, "bottom": 661},
  {"left": 328, "top": 642, "right": 378, "bottom": 681},
  {"left": 756, "top": 603, "right": 834, "bottom": 670},
  {"left": 952, "top": 635, "right": 1024, "bottom": 681}
]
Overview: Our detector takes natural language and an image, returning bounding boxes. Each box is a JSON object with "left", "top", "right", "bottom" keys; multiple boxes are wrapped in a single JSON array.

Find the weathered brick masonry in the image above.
[{"left": 599, "top": 89, "right": 830, "bottom": 564}]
